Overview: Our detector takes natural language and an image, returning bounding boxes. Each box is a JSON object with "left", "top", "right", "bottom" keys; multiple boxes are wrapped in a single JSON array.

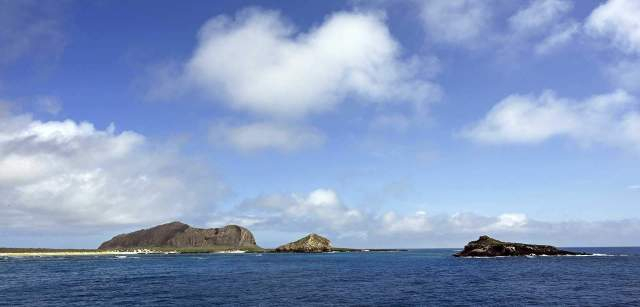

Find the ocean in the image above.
[{"left": 1, "top": 247, "right": 639, "bottom": 306}]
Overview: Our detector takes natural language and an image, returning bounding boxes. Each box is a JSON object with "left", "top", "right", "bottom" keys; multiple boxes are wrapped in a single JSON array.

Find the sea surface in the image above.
[{"left": 1, "top": 247, "right": 639, "bottom": 306}]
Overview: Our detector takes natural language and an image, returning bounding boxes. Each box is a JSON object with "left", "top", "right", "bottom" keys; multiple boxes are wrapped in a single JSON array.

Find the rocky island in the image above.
[
  {"left": 275, "top": 233, "right": 332, "bottom": 253},
  {"left": 1, "top": 222, "right": 405, "bottom": 256},
  {"left": 98, "top": 221, "right": 259, "bottom": 251},
  {"left": 454, "top": 235, "right": 588, "bottom": 257}
]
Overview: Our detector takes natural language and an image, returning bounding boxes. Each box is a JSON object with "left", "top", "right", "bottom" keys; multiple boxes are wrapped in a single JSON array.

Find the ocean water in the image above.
[{"left": 1, "top": 247, "right": 639, "bottom": 306}]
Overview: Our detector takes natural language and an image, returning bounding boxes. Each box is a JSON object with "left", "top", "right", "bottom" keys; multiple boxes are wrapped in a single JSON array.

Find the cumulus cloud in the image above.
[
  {"left": 209, "top": 121, "right": 325, "bottom": 152},
  {"left": 0, "top": 109, "right": 226, "bottom": 232},
  {"left": 211, "top": 188, "right": 640, "bottom": 247},
  {"left": 417, "top": 0, "right": 493, "bottom": 47},
  {"left": 166, "top": 8, "right": 439, "bottom": 119},
  {"left": 585, "top": 0, "right": 640, "bottom": 54},
  {"left": 584, "top": 1, "right": 640, "bottom": 93},
  {"left": 462, "top": 90, "right": 640, "bottom": 152}
]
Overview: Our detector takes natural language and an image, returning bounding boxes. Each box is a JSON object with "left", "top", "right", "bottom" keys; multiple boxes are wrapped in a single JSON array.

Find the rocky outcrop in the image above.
[
  {"left": 98, "top": 221, "right": 257, "bottom": 250},
  {"left": 454, "top": 235, "right": 588, "bottom": 257},
  {"left": 275, "top": 234, "right": 331, "bottom": 253}
]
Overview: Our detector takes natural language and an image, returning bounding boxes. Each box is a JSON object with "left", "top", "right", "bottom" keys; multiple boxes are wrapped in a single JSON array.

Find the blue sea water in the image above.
[{"left": 1, "top": 247, "right": 639, "bottom": 306}]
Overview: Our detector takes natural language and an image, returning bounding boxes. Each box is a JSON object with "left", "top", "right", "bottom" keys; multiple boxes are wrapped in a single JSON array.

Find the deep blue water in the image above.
[{"left": 1, "top": 247, "right": 639, "bottom": 306}]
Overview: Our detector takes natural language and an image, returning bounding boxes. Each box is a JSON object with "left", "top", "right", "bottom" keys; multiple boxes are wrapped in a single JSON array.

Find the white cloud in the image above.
[
  {"left": 212, "top": 188, "right": 640, "bottom": 247},
  {"left": 414, "top": 0, "right": 577, "bottom": 55},
  {"left": 177, "top": 8, "right": 439, "bottom": 119},
  {"left": 417, "top": 0, "right": 492, "bottom": 47},
  {"left": 210, "top": 189, "right": 366, "bottom": 236},
  {"left": 0, "top": 109, "right": 226, "bottom": 231},
  {"left": 209, "top": 121, "right": 325, "bottom": 152},
  {"left": 509, "top": 0, "right": 573, "bottom": 34},
  {"left": 628, "top": 185, "right": 640, "bottom": 190},
  {"left": 534, "top": 21, "right": 579, "bottom": 55},
  {"left": 487, "top": 213, "right": 529, "bottom": 230},
  {"left": 255, "top": 189, "right": 365, "bottom": 232},
  {"left": 381, "top": 211, "right": 431, "bottom": 233},
  {"left": 462, "top": 90, "right": 640, "bottom": 152},
  {"left": 505, "top": 0, "right": 578, "bottom": 56},
  {"left": 585, "top": 0, "right": 640, "bottom": 54}
]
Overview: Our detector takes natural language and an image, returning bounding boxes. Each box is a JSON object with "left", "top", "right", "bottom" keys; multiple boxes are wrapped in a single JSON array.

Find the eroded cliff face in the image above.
[
  {"left": 98, "top": 222, "right": 257, "bottom": 250},
  {"left": 454, "top": 235, "right": 586, "bottom": 257},
  {"left": 275, "top": 234, "right": 331, "bottom": 253}
]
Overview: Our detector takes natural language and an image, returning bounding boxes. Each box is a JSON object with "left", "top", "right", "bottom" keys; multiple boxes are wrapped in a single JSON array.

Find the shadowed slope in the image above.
[{"left": 98, "top": 222, "right": 257, "bottom": 250}]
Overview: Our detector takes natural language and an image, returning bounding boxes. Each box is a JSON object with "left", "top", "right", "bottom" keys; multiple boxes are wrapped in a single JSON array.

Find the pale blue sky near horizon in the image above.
[{"left": 1, "top": 0, "right": 639, "bottom": 248}]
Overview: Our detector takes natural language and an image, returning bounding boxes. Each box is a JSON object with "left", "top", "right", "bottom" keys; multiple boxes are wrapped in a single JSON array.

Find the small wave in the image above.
[
  {"left": 568, "top": 253, "right": 616, "bottom": 257},
  {"left": 527, "top": 253, "right": 621, "bottom": 257},
  {"left": 115, "top": 256, "right": 128, "bottom": 259},
  {"left": 216, "top": 250, "right": 247, "bottom": 254}
]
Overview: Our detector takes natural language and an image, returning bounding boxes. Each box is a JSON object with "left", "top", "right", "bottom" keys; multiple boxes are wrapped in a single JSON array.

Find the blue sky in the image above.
[{"left": 1, "top": 0, "right": 639, "bottom": 248}]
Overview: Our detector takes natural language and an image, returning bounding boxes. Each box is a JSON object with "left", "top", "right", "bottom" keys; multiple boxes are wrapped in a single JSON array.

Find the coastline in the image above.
[
  {"left": 0, "top": 248, "right": 181, "bottom": 257},
  {"left": 0, "top": 251, "right": 139, "bottom": 257},
  {"left": 0, "top": 247, "right": 409, "bottom": 257}
]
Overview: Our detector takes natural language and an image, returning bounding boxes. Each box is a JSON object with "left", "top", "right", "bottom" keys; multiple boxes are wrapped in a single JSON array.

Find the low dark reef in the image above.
[{"left": 454, "top": 235, "right": 589, "bottom": 257}]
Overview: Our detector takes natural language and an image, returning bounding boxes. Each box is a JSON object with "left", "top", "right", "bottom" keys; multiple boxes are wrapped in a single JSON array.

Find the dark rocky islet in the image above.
[{"left": 454, "top": 235, "right": 589, "bottom": 257}]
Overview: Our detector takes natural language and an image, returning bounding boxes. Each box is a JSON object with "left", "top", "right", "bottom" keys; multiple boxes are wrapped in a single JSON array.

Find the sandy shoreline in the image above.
[
  {"left": 0, "top": 250, "right": 181, "bottom": 257},
  {"left": 0, "top": 251, "right": 134, "bottom": 257},
  {"left": 0, "top": 250, "right": 258, "bottom": 257}
]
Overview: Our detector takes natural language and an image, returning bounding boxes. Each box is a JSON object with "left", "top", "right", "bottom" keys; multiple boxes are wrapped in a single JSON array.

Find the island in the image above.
[
  {"left": 98, "top": 221, "right": 261, "bottom": 252},
  {"left": 0, "top": 222, "right": 407, "bottom": 256},
  {"left": 454, "top": 235, "right": 589, "bottom": 257},
  {"left": 275, "top": 233, "right": 332, "bottom": 253}
]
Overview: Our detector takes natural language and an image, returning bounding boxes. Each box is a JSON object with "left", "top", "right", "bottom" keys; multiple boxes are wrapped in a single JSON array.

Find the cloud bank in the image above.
[
  {"left": 0, "top": 107, "right": 226, "bottom": 232},
  {"left": 210, "top": 188, "right": 640, "bottom": 247}
]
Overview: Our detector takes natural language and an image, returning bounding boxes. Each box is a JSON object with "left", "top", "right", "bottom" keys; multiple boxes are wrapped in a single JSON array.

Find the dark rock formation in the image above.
[
  {"left": 98, "top": 221, "right": 257, "bottom": 250},
  {"left": 275, "top": 234, "right": 331, "bottom": 253},
  {"left": 454, "top": 235, "right": 588, "bottom": 257}
]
